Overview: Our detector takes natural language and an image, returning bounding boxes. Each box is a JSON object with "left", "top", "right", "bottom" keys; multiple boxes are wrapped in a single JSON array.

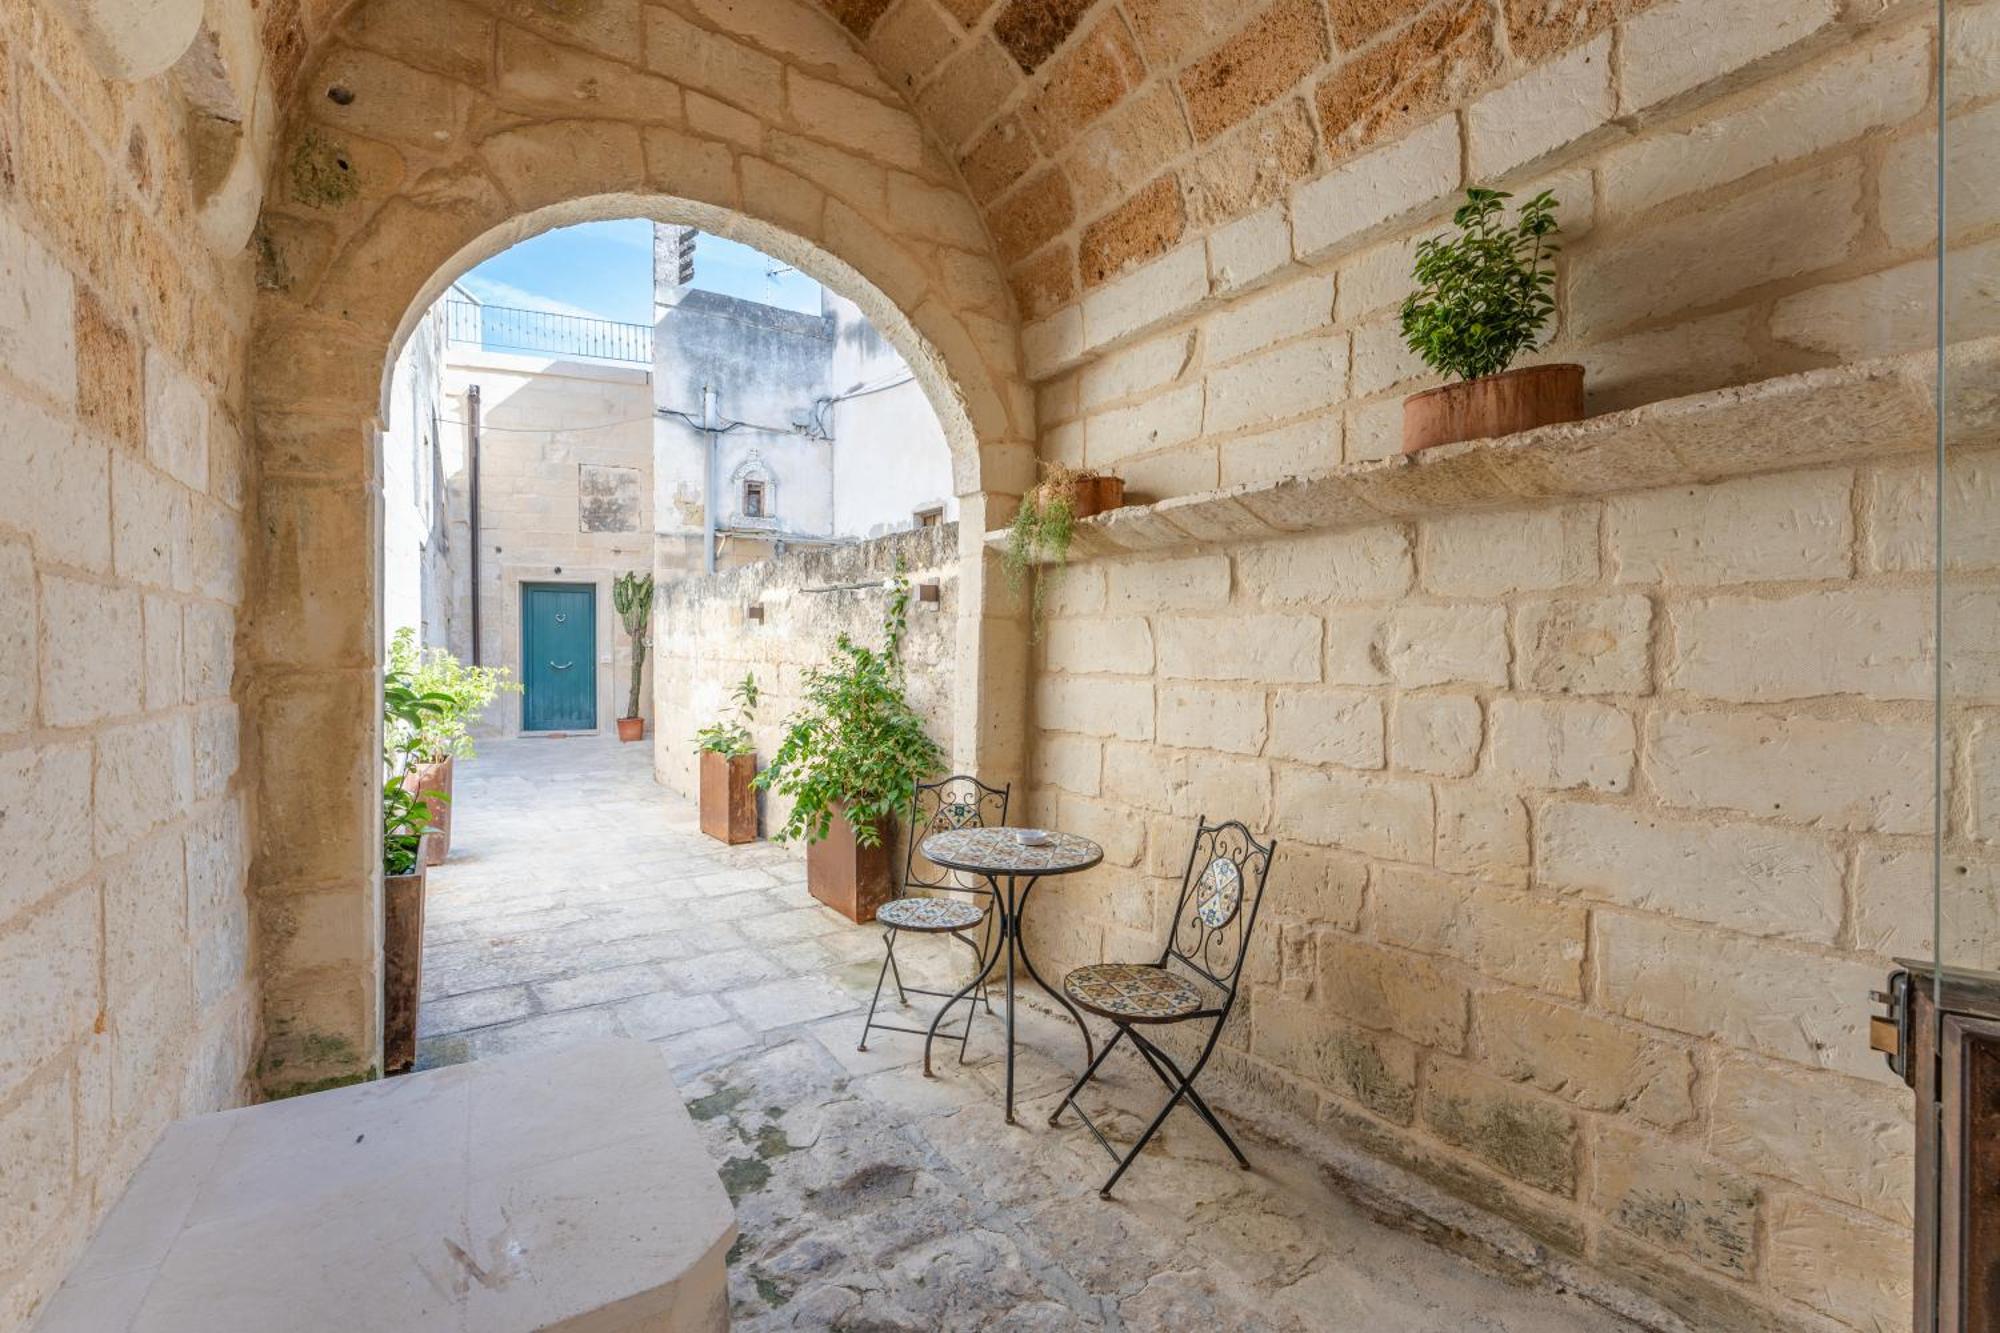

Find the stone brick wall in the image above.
[
  {"left": 0, "top": 1, "right": 263, "bottom": 1323},
  {"left": 1018, "top": 429, "right": 1976, "bottom": 1327},
  {"left": 654, "top": 525, "right": 961, "bottom": 861},
  {"left": 996, "top": 1, "right": 1981, "bottom": 502}
]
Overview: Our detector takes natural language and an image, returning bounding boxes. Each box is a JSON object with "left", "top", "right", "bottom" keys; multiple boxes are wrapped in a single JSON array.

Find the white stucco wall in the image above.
[{"left": 380, "top": 300, "right": 450, "bottom": 650}]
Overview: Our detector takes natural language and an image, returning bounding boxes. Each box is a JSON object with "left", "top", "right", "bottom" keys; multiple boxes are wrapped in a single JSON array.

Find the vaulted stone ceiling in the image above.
[{"left": 256, "top": 0, "right": 1644, "bottom": 330}]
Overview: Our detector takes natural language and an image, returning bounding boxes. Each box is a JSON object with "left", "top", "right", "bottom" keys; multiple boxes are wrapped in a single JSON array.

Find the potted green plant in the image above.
[
  {"left": 1399, "top": 187, "right": 1581, "bottom": 454},
  {"left": 387, "top": 627, "right": 518, "bottom": 864},
  {"left": 613, "top": 571, "right": 654, "bottom": 742},
  {"left": 1004, "top": 462, "right": 1124, "bottom": 632},
  {"left": 381, "top": 663, "right": 449, "bottom": 1075},
  {"left": 695, "top": 671, "right": 760, "bottom": 845},
  {"left": 754, "top": 569, "right": 944, "bottom": 922}
]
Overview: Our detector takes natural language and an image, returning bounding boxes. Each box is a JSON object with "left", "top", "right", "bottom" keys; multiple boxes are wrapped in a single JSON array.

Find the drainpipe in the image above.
[
  {"left": 467, "top": 383, "right": 483, "bottom": 665},
  {"left": 702, "top": 384, "right": 718, "bottom": 575}
]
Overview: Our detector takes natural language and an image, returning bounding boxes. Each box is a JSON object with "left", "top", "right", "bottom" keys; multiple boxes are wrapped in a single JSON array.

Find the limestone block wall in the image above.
[
  {"left": 1003, "top": 1, "right": 1981, "bottom": 503},
  {"left": 0, "top": 0, "right": 265, "bottom": 1322},
  {"left": 654, "top": 524, "right": 960, "bottom": 859},
  {"left": 1018, "top": 430, "right": 1979, "bottom": 1329}
]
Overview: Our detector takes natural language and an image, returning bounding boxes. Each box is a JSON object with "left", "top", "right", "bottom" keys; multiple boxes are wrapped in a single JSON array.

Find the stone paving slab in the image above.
[{"left": 417, "top": 736, "right": 1647, "bottom": 1331}]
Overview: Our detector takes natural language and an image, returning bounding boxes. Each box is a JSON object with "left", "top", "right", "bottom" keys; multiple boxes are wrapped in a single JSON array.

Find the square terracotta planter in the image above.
[
  {"left": 409, "top": 757, "right": 453, "bottom": 867},
  {"left": 807, "top": 803, "right": 894, "bottom": 924},
  {"left": 383, "top": 867, "right": 426, "bottom": 1075},
  {"left": 699, "top": 750, "right": 758, "bottom": 845}
]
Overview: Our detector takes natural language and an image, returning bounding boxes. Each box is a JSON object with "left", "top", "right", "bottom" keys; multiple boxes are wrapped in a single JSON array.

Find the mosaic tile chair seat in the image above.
[
  {"left": 1053, "top": 818, "right": 1277, "bottom": 1197},
  {"left": 856, "top": 774, "right": 1009, "bottom": 1056}
]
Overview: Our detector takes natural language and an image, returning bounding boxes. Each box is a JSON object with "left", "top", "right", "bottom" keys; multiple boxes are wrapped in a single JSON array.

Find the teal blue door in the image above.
[{"left": 521, "top": 584, "right": 596, "bottom": 732}]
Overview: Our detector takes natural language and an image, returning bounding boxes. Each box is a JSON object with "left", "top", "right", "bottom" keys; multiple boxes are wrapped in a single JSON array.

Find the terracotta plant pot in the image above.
[
  {"left": 617, "top": 716, "right": 646, "bottom": 742},
  {"left": 1068, "top": 474, "right": 1125, "bottom": 519},
  {"left": 409, "top": 757, "right": 453, "bottom": 866},
  {"left": 699, "top": 750, "right": 758, "bottom": 845},
  {"left": 806, "top": 803, "right": 894, "bottom": 924},
  {"left": 383, "top": 867, "right": 426, "bottom": 1074},
  {"left": 1401, "top": 363, "right": 1585, "bottom": 455}
]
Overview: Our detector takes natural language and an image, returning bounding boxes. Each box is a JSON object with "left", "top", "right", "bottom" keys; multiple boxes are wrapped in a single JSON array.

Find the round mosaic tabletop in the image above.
[{"left": 920, "top": 826, "right": 1104, "bottom": 876}]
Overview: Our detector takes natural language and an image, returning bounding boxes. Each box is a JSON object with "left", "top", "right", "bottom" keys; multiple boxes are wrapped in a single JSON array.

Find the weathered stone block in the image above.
[
  {"left": 192, "top": 702, "right": 240, "bottom": 801},
  {"left": 1589, "top": 1126, "right": 1757, "bottom": 1276},
  {"left": 1318, "top": 934, "right": 1466, "bottom": 1052},
  {"left": 1157, "top": 684, "right": 1267, "bottom": 754},
  {"left": 1389, "top": 693, "right": 1481, "bottom": 776},
  {"left": 1479, "top": 990, "right": 1695, "bottom": 1127},
  {"left": 481, "top": 120, "right": 647, "bottom": 211},
  {"left": 1648, "top": 709, "right": 1931, "bottom": 833},
  {"left": 1618, "top": 0, "right": 1840, "bottom": 113},
  {"left": 1044, "top": 616, "right": 1153, "bottom": 675},
  {"left": 1237, "top": 526, "right": 1412, "bottom": 605},
  {"left": 1203, "top": 336, "right": 1349, "bottom": 436},
  {"left": 0, "top": 1072, "right": 72, "bottom": 1260},
  {"left": 1596, "top": 914, "right": 1888, "bottom": 1079},
  {"left": 1291, "top": 114, "right": 1460, "bottom": 262},
  {"left": 1260, "top": 841, "right": 1365, "bottom": 927},
  {"left": 1035, "top": 673, "right": 1153, "bottom": 740},
  {"left": 1105, "top": 554, "right": 1230, "bottom": 612},
  {"left": 106, "top": 831, "right": 187, "bottom": 1011},
  {"left": 0, "top": 542, "right": 34, "bottom": 736},
  {"left": 0, "top": 209, "right": 77, "bottom": 407},
  {"left": 1513, "top": 594, "right": 1651, "bottom": 696},
  {"left": 1372, "top": 867, "right": 1585, "bottom": 997},
  {"left": 1178, "top": 0, "right": 1326, "bottom": 142},
  {"left": 1606, "top": 470, "right": 1853, "bottom": 587},
  {"left": 112, "top": 454, "right": 190, "bottom": 592},
  {"left": 1870, "top": 454, "right": 2000, "bottom": 573},
  {"left": 1267, "top": 688, "right": 1382, "bottom": 768},
  {"left": 0, "top": 743, "right": 92, "bottom": 924},
  {"left": 1709, "top": 1056, "right": 1913, "bottom": 1222},
  {"left": 41, "top": 573, "right": 142, "bottom": 728},
  {"left": 1488, "top": 697, "right": 1633, "bottom": 793},
  {"left": 1203, "top": 274, "right": 1334, "bottom": 367},
  {"left": 142, "top": 594, "right": 182, "bottom": 712},
  {"left": 1275, "top": 767, "right": 1431, "bottom": 861},
  {"left": 1079, "top": 330, "right": 1196, "bottom": 411},
  {"left": 1082, "top": 241, "right": 1207, "bottom": 350},
  {"left": 1434, "top": 782, "right": 1528, "bottom": 883},
  {"left": 94, "top": 715, "right": 193, "bottom": 860},
  {"left": 1085, "top": 382, "right": 1203, "bottom": 462},
  {"left": 1420, "top": 504, "right": 1598, "bottom": 597},
  {"left": 0, "top": 886, "right": 97, "bottom": 1102},
  {"left": 1157, "top": 613, "right": 1319, "bottom": 681},
  {"left": 1765, "top": 1190, "right": 1912, "bottom": 1328},
  {"left": 1538, "top": 799, "right": 1840, "bottom": 940},
  {"left": 1666, "top": 587, "right": 1929, "bottom": 703},
  {"left": 1383, "top": 604, "right": 1509, "bottom": 688},
  {"left": 1467, "top": 34, "right": 1611, "bottom": 180},
  {"left": 2, "top": 392, "right": 110, "bottom": 574},
  {"left": 1255, "top": 994, "right": 1416, "bottom": 1122},
  {"left": 1423, "top": 1058, "right": 1577, "bottom": 1196}
]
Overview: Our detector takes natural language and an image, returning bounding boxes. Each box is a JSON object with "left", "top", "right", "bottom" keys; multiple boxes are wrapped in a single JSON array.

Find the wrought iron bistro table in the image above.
[{"left": 919, "top": 826, "right": 1102, "bottom": 1124}]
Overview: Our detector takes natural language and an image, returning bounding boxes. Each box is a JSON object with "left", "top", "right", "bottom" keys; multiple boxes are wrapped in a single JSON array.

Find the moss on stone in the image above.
[
  {"left": 719, "top": 1154, "right": 772, "bottom": 1200},
  {"left": 690, "top": 1085, "right": 750, "bottom": 1122},
  {"left": 289, "top": 128, "right": 359, "bottom": 209}
]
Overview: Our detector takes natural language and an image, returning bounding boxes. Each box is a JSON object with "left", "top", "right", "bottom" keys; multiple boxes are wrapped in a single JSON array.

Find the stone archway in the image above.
[{"left": 245, "top": 0, "right": 1034, "bottom": 1091}]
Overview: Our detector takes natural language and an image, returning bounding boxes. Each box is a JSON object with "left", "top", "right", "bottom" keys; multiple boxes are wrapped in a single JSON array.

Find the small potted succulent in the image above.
[
  {"left": 387, "top": 627, "right": 516, "bottom": 865},
  {"left": 381, "top": 664, "right": 449, "bottom": 1074},
  {"left": 695, "top": 671, "right": 760, "bottom": 845},
  {"left": 613, "top": 571, "right": 654, "bottom": 742},
  {"left": 1004, "top": 462, "right": 1124, "bottom": 632},
  {"left": 755, "top": 568, "right": 944, "bottom": 922},
  {"left": 1399, "top": 187, "right": 1582, "bottom": 454}
]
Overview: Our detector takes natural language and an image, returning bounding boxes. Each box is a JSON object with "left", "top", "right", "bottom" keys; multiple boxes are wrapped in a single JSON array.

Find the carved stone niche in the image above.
[{"left": 171, "top": 23, "right": 272, "bottom": 255}]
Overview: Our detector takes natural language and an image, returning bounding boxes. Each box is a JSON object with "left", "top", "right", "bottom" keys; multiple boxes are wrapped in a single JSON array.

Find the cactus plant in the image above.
[{"left": 613, "top": 571, "right": 655, "bottom": 723}]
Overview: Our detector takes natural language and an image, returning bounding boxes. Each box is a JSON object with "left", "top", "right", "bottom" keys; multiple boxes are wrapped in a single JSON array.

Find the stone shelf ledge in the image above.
[{"left": 989, "top": 339, "right": 2000, "bottom": 563}]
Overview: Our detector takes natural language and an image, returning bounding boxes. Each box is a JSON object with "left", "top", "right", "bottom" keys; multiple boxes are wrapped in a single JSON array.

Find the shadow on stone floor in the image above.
[{"left": 414, "top": 736, "right": 1643, "bottom": 1332}]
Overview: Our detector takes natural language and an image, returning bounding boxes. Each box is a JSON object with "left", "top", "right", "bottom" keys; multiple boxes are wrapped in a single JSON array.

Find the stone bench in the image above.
[{"left": 36, "top": 1040, "right": 736, "bottom": 1332}]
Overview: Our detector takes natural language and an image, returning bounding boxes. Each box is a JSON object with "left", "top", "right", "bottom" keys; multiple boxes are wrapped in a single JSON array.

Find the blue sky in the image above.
[{"left": 455, "top": 219, "right": 824, "bottom": 323}]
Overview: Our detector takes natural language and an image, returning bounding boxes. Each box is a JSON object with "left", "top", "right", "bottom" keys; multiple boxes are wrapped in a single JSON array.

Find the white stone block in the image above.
[
  {"left": 1606, "top": 470, "right": 1852, "bottom": 586},
  {"left": 143, "top": 594, "right": 182, "bottom": 712},
  {"left": 1420, "top": 504, "right": 1598, "bottom": 597},
  {"left": 1709, "top": 1056, "right": 1913, "bottom": 1221},
  {"left": 1383, "top": 604, "right": 1509, "bottom": 687},
  {"left": 1292, "top": 116, "right": 1461, "bottom": 263},
  {"left": 113, "top": 455, "right": 191, "bottom": 592},
  {"left": 144, "top": 350, "right": 209, "bottom": 492},
  {"left": 1468, "top": 35, "right": 1613, "bottom": 181},
  {"left": 1104, "top": 555, "right": 1230, "bottom": 612},
  {"left": 1540, "top": 799, "right": 1841, "bottom": 942},
  {"left": 1268, "top": 689, "right": 1383, "bottom": 768},
  {"left": 0, "top": 742, "right": 92, "bottom": 922},
  {"left": 1203, "top": 336, "right": 1348, "bottom": 435},
  {"left": 1868, "top": 454, "right": 2000, "bottom": 573},
  {"left": 1488, "top": 697, "right": 1633, "bottom": 792},
  {"left": 1618, "top": 0, "right": 1840, "bottom": 113},
  {"left": 1082, "top": 243, "right": 1208, "bottom": 352},
  {"left": 183, "top": 601, "right": 236, "bottom": 703},
  {"left": 0, "top": 210, "right": 76, "bottom": 407},
  {"left": 94, "top": 715, "right": 194, "bottom": 859},
  {"left": 1034, "top": 674, "right": 1153, "bottom": 740},
  {"left": 0, "top": 886, "right": 97, "bottom": 1102},
  {"left": 1207, "top": 202, "right": 1293, "bottom": 296},
  {"left": 1390, "top": 693, "right": 1481, "bottom": 776},
  {"left": 1596, "top": 912, "right": 1888, "bottom": 1080},
  {"left": 1079, "top": 331, "right": 1197, "bottom": 411},
  {"left": 1648, "top": 710, "right": 1932, "bottom": 833},
  {"left": 1203, "top": 274, "right": 1335, "bottom": 367},
  {"left": 1512, "top": 594, "right": 1652, "bottom": 695},
  {"left": 1667, "top": 587, "right": 1929, "bottom": 702},
  {"left": 1157, "top": 684, "right": 1267, "bottom": 755},
  {"left": 1236, "top": 525, "right": 1412, "bottom": 605},
  {"left": 1434, "top": 782, "right": 1528, "bottom": 881},
  {"left": 41, "top": 574, "right": 143, "bottom": 727},
  {"left": 0, "top": 391, "right": 109, "bottom": 574},
  {"left": 1086, "top": 382, "right": 1204, "bottom": 464},
  {"left": 0, "top": 1073, "right": 72, "bottom": 1260},
  {"left": 1157, "top": 614, "right": 1320, "bottom": 682},
  {"left": 0, "top": 540, "right": 33, "bottom": 735},
  {"left": 1274, "top": 767, "right": 1431, "bottom": 861}
]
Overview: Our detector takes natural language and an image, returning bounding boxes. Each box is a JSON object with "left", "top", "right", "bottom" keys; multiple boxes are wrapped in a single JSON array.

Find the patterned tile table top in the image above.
[{"left": 920, "top": 827, "right": 1103, "bottom": 876}]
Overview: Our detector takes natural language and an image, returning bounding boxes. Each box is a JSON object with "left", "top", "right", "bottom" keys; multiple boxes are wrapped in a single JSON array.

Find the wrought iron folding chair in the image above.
[
  {"left": 1050, "top": 817, "right": 1277, "bottom": 1197},
  {"left": 857, "top": 774, "right": 1009, "bottom": 1057}
]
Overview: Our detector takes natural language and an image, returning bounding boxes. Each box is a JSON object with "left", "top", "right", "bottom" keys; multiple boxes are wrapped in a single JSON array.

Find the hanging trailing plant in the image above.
[{"left": 1003, "top": 462, "right": 1117, "bottom": 633}]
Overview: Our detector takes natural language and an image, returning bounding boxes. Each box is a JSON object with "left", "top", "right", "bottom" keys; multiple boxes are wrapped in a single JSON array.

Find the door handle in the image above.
[{"left": 550, "top": 661, "right": 573, "bottom": 670}]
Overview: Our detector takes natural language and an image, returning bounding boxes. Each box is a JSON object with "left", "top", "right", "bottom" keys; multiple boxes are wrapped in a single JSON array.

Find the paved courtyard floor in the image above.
[{"left": 417, "top": 736, "right": 1642, "bottom": 1332}]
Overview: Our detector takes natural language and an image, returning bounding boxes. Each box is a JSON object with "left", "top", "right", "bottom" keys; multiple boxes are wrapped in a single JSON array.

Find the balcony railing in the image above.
[{"left": 443, "top": 297, "right": 652, "bottom": 365}]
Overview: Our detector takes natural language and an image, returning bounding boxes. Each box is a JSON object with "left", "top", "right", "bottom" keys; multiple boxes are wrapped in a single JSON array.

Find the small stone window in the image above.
[
  {"left": 743, "top": 480, "right": 767, "bottom": 518},
  {"left": 914, "top": 506, "right": 943, "bottom": 528}
]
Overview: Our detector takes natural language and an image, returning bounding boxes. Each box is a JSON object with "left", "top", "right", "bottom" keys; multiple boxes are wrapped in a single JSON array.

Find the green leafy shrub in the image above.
[
  {"left": 1400, "top": 187, "right": 1561, "bottom": 382},
  {"left": 382, "top": 779, "right": 439, "bottom": 877},
  {"left": 614, "top": 571, "right": 655, "bottom": 722},
  {"left": 387, "top": 627, "right": 519, "bottom": 762},
  {"left": 753, "top": 568, "right": 944, "bottom": 848},
  {"left": 695, "top": 672, "right": 760, "bottom": 758},
  {"left": 381, "top": 660, "right": 450, "bottom": 875}
]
